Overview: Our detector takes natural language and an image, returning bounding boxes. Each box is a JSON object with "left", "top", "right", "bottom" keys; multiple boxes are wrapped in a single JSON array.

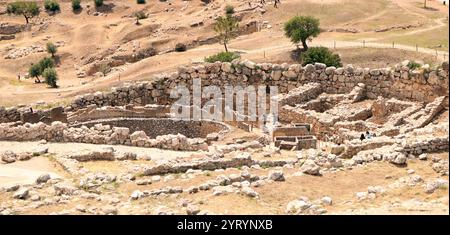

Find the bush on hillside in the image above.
[
  {"left": 300, "top": 47, "right": 342, "bottom": 67},
  {"left": 72, "top": 0, "right": 81, "bottom": 11},
  {"left": 407, "top": 61, "right": 422, "bottom": 70},
  {"left": 205, "top": 51, "right": 240, "bottom": 63},
  {"left": 44, "top": 0, "right": 60, "bottom": 12},
  {"left": 175, "top": 43, "right": 187, "bottom": 52},
  {"left": 225, "top": 5, "right": 234, "bottom": 15}
]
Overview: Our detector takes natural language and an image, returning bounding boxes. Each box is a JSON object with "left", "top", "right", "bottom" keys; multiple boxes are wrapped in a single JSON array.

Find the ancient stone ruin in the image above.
[{"left": 0, "top": 59, "right": 448, "bottom": 215}]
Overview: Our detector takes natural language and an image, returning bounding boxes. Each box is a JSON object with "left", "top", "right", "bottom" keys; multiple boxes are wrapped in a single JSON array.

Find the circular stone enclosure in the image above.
[{"left": 70, "top": 118, "right": 229, "bottom": 138}]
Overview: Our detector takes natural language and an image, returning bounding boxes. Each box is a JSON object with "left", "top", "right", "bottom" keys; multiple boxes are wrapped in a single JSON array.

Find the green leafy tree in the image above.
[
  {"left": 46, "top": 42, "right": 57, "bottom": 57},
  {"left": 39, "top": 57, "right": 55, "bottom": 71},
  {"left": 284, "top": 16, "right": 320, "bottom": 51},
  {"left": 137, "top": 0, "right": 146, "bottom": 4},
  {"left": 42, "top": 68, "right": 58, "bottom": 88},
  {"left": 72, "top": 0, "right": 81, "bottom": 11},
  {"left": 6, "top": 1, "right": 40, "bottom": 24},
  {"left": 29, "top": 63, "right": 42, "bottom": 83},
  {"left": 300, "top": 47, "right": 342, "bottom": 67},
  {"left": 214, "top": 15, "right": 239, "bottom": 53}
]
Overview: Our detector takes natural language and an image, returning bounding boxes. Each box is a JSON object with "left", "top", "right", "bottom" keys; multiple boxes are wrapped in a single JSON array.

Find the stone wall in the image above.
[
  {"left": 70, "top": 117, "right": 229, "bottom": 139},
  {"left": 0, "top": 106, "right": 67, "bottom": 124},
  {"left": 0, "top": 121, "right": 209, "bottom": 151},
  {"left": 1, "top": 60, "right": 448, "bottom": 124},
  {"left": 68, "top": 60, "right": 449, "bottom": 112},
  {"left": 67, "top": 105, "right": 171, "bottom": 123}
]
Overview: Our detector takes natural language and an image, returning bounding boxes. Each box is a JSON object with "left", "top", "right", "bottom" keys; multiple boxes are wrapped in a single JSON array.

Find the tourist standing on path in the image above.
[{"left": 274, "top": 0, "right": 281, "bottom": 8}]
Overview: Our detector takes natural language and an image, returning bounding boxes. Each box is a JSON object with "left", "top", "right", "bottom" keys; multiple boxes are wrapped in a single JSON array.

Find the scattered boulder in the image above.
[
  {"left": 321, "top": 196, "right": 332, "bottom": 206},
  {"left": 186, "top": 204, "right": 200, "bottom": 215},
  {"left": 1, "top": 151, "right": 16, "bottom": 163},
  {"left": 17, "top": 152, "right": 33, "bottom": 161},
  {"left": 418, "top": 153, "right": 428, "bottom": 160},
  {"left": 286, "top": 198, "right": 311, "bottom": 214},
  {"left": 36, "top": 174, "right": 51, "bottom": 184},
  {"left": 299, "top": 160, "right": 321, "bottom": 175},
  {"left": 241, "top": 186, "right": 259, "bottom": 198},
  {"left": 130, "top": 190, "right": 143, "bottom": 200},
  {"left": 54, "top": 183, "right": 77, "bottom": 196},
  {"left": 13, "top": 188, "right": 29, "bottom": 200},
  {"left": 5, "top": 184, "right": 20, "bottom": 192},
  {"left": 424, "top": 179, "right": 449, "bottom": 194},
  {"left": 268, "top": 170, "right": 285, "bottom": 181}
]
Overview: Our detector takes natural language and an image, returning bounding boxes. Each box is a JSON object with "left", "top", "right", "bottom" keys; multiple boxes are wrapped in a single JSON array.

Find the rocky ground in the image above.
[{"left": 0, "top": 139, "right": 447, "bottom": 215}]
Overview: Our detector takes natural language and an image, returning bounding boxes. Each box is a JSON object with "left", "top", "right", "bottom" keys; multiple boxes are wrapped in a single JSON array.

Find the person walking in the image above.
[
  {"left": 359, "top": 133, "right": 365, "bottom": 141},
  {"left": 365, "top": 131, "right": 373, "bottom": 140},
  {"left": 274, "top": 0, "right": 281, "bottom": 8}
]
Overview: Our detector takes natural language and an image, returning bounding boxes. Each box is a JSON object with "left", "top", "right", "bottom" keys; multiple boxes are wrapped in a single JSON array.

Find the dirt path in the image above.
[{"left": 0, "top": 157, "right": 62, "bottom": 187}]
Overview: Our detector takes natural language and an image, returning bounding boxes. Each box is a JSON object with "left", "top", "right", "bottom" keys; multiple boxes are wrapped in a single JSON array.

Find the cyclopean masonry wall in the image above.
[
  {"left": 0, "top": 60, "right": 448, "bottom": 124},
  {"left": 68, "top": 60, "right": 449, "bottom": 112}
]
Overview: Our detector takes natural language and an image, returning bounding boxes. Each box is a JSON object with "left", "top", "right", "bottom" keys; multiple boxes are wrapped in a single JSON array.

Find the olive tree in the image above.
[
  {"left": 284, "top": 16, "right": 320, "bottom": 51},
  {"left": 214, "top": 15, "right": 239, "bottom": 53},
  {"left": 6, "top": 1, "right": 40, "bottom": 24},
  {"left": 43, "top": 68, "right": 58, "bottom": 88},
  {"left": 46, "top": 42, "right": 57, "bottom": 57},
  {"left": 29, "top": 63, "right": 42, "bottom": 83}
]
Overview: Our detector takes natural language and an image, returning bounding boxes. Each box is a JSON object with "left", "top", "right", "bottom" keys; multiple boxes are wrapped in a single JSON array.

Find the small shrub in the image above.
[
  {"left": 225, "top": 5, "right": 234, "bottom": 15},
  {"left": 205, "top": 51, "right": 240, "bottom": 63},
  {"left": 407, "top": 61, "right": 421, "bottom": 70},
  {"left": 300, "top": 47, "right": 342, "bottom": 67},
  {"left": 94, "top": 0, "right": 103, "bottom": 7},
  {"left": 42, "top": 68, "right": 58, "bottom": 88},
  {"left": 44, "top": 0, "right": 60, "bottom": 12},
  {"left": 99, "top": 63, "right": 111, "bottom": 76},
  {"left": 175, "top": 43, "right": 187, "bottom": 52},
  {"left": 72, "top": 0, "right": 81, "bottom": 11},
  {"left": 137, "top": 0, "right": 146, "bottom": 4},
  {"left": 46, "top": 42, "right": 57, "bottom": 57}
]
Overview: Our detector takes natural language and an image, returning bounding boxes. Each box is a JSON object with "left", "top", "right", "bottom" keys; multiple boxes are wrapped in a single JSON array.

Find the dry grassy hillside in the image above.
[{"left": 0, "top": 0, "right": 448, "bottom": 106}]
